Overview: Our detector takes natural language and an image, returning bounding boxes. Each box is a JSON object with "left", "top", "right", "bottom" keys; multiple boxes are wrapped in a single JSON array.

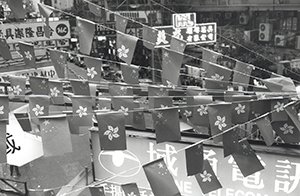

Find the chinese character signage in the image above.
[
  {"left": 91, "top": 132, "right": 300, "bottom": 196},
  {"left": 154, "top": 22, "right": 217, "bottom": 48},
  {"left": 172, "top": 13, "right": 196, "bottom": 29},
  {"left": 0, "top": 20, "right": 71, "bottom": 44}
]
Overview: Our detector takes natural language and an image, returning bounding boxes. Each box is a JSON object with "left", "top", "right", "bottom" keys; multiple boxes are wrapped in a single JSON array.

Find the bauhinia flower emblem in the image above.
[
  {"left": 50, "top": 87, "right": 60, "bottom": 97},
  {"left": 183, "top": 110, "right": 192, "bottom": 118},
  {"left": 200, "top": 170, "right": 212, "bottom": 182},
  {"left": 87, "top": 67, "right": 97, "bottom": 79},
  {"left": 211, "top": 73, "right": 224, "bottom": 81},
  {"left": 214, "top": 116, "right": 227, "bottom": 130},
  {"left": 12, "top": 85, "right": 22, "bottom": 95},
  {"left": 235, "top": 103, "right": 245, "bottom": 114},
  {"left": 118, "top": 106, "right": 129, "bottom": 116},
  {"left": 104, "top": 125, "right": 120, "bottom": 141},
  {"left": 118, "top": 45, "right": 129, "bottom": 58},
  {"left": 24, "top": 51, "right": 33, "bottom": 60},
  {"left": 280, "top": 123, "right": 294, "bottom": 134},
  {"left": 32, "top": 104, "right": 44, "bottom": 116},
  {"left": 76, "top": 106, "right": 88, "bottom": 118},
  {"left": 0, "top": 105, "right": 4, "bottom": 115},
  {"left": 274, "top": 101, "right": 284, "bottom": 113},
  {"left": 197, "top": 105, "right": 208, "bottom": 116}
]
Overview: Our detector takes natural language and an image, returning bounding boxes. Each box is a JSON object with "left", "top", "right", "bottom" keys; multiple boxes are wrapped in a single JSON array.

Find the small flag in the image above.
[
  {"left": 0, "top": 121, "right": 6, "bottom": 163},
  {"left": 250, "top": 99, "right": 271, "bottom": 118},
  {"left": 142, "top": 26, "right": 157, "bottom": 50},
  {"left": 148, "top": 85, "right": 168, "bottom": 97},
  {"left": 108, "top": 83, "right": 133, "bottom": 96},
  {"left": 39, "top": 114, "right": 73, "bottom": 157},
  {"left": 84, "top": 56, "right": 102, "bottom": 83},
  {"left": 29, "top": 76, "right": 49, "bottom": 95},
  {"left": 270, "top": 99, "right": 288, "bottom": 122},
  {"left": 195, "top": 159, "right": 222, "bottom": 194},
  {"left": 202, "top": 49, "right": 219, "bottom": 70},
  {"left": 49, "top": 49, "right": 68, "bottom": 79},
  {"left": 29, "top": 95, "right": 50, "bottom": 125},
  {"left": 232, "top": 140, "right": 264, "bottom": 177},
  {"left": 205, "top": 63, "right": 232, "bottom": 82},
  {"left": 0, "top": 95, "right": 9, "bottom": 123},
  {"left": 255, "top": 115, "right": 275, "bottom": 146},
  {"left": 149, "top": 96, "right": 173, "bottom": 109},
  {"left": 121, "top": 183, "right": 141, "bottom": 196},
  {"left": 49, "top": 80, "right": 64, "bottom": 105},
  {"left": 111, "top": 96, "right": 135, "bottom": 126},
  {"left": 152, "top": 108, "right": 181, "bottom": 143},
  {"left": 262, "top": 76, "right": 296, "bottom": 93},
  {"left": 189, "top": 95, "right": 213, "bottom": 127},
  {"left": 14, "top": 113, "right": 32, "bottom": 132},
  {"left": 77, "top": 17, "right": 95, "bottom": 55},
  {"left": 116, "top": 33, "right": 138, "bottom": 65},
  {"left": 132, "top": 109, "right": 146, "bottom": 130},
  {"left": 70, "top": 79, "right": 91, "bottom": 96},
  {"left": 7, "top": 0, "right": 26, "bottom": 19},
  {"left": 285, "top": 103, "right": 300, "bottom": 131},
  {"left": 115, "top": 14, "right": 128, "bottom": 33},
  {"left": 222, "top": 128, "right": 240, "bottom": 157},
  {"left": 232, "top": 61, "right": 253, "bottom": 87},
  {"left": 272, "top": 117, "right": 300, "bottom": 144},
  {"left": 143, "top": 158, "right": 181, "bottom": 196},
  {"left": 0, "top": 38, "right": 12, "bottom": 60},
  {"left": 96, "top": 97, "right": 111, "bottom": 111},
  {"left": 19, "top": 42, "right": 36, "bottom": 69},
  {"left": 89, "top": 186, "right": 106, "bottom": 196},
  {"left": 88, "top": 3, "right": 106, "bottom": 23},
  {"left": 96, "top": 111, "right": 126, "bottom": 150},
  {"left": 8, "top": 75, "right": 27, "bottom": 101},
  {"left": 121, "top": 64, "right": 139, "bottom": 85},
  {"left": 185, "top": 143, "right": 204, "bottom": 176},
  {"left": 204, "top": 77, "right": 228, "bottom": 90},
  {"left": 231, "top": 100, "right": 251, "bottom": 124},
  {"left": 38, "top": 3, "right": 53, "bottom": 38},
  {"left": 170, "top": 37, "right": 186, "bottom": 53}
]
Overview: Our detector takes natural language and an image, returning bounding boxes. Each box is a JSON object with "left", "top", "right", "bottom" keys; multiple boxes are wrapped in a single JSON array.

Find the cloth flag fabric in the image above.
[
  {"left": 270, "top": 99, "right": 288, "bottom": 122},
  {"left": 14, "top": 113, "right": 32, "bottom": 132},
  {"left": 232, "top": 61, "right": 253, "bottom": 87},
  {"left": 37, "top": 3, "right": 53, "bottom": 38},
  {"left": 272, "top": 117, "right": 300, "bottom": 144},
  {"left": 250, "top": 99, "right": 271, "bottom": 118},
  {"left": 96, "top": 111, "right": 126, "bottom": 150},
  {"left": 185, "top": 143, "right": 204, "bottom": 176},
  {"left": 170, "top": 37, "right": 186, "bottom": 53},
  {"left": 96, "top": 97, "right": 111, "bottom": 111},
  {"left": 29, "top": 95, "right": 50, "bottom": 125},
  {"left": 195, "top": 159, "right": 222, "bottom": 194},
  {"left": 143, "top": 158, "right": 181, "bottom": 196},
  {"left": 231, "top": 100, "right": 251, "bottom": 124},
  {"left": 0, "top": 38, "right": 12, "bottom": 60},
  {"left": 142, "top": 26, "right": 157, "bottom": 50},
  {"left": 223, "top": 128, "right": 240, "bottom": 157},
  {"left": 88, "top": 3, "right": 106, "bottom": 23},
  {"left": 121, "top": 64, "right": 139, "bottom": 84},
  {"left": 116, "top": 33, "right": 138, "bottom": 65},
  {"left": 9, "top": 75, "right": 27, "bottom": 101},
  {"left": 89, "top": 186, "right": 106, "bottom": 196},
  {"left": 205, "top": 63, "right": 232, "bottom": 82},
  {"left": 39, "top": 114, "right": 73, "bottom": 157},
  {"left": 49, "top": 80, "right": 64, "bottom": 105},
  {"left": 188, "top": 95, "right": 213, "bottom": 127},
  {"left": 77, "top": 17, "right": 95, "bottom": 55},
  {"left": 262, "top": 77, "right": 296, "bottom": 93},
  {"left": 19, "top": 42, "right": 36, "bottom": 69},
  {"left": 232, "top": 140, "right": 264, "bottom": 177},
  {"left": 0, "top": 121, "right": 6, "bottom": 163},
  {"left": 0, "top": 95, "right": 9, "bottom": 123},
  {"left": 29, "top": 76, "right": 49, "bottom": 95},
  {"left": 204, "top": 77, "right": 228, "bottom": 90},
  {"left": 132, "top": 109, "right": 146, "bottom": 130},
  {"left": 111, "top": 96, "right": 135, "bottom": 126},
  {"left": 49, "top": 49, "right": 67, "bottom": 78},
  {"left": 202, "top": 49, "right": 220, "bottom": 70},
  {"left": 70, "top": 79, "right": 91, "bottom": 96},
  {"left": 121, "top": 183, "right": 141, "bottom": 196},
  {"left": 148, "top": 85, "right": 168, "bottom": 97},
  {"left": 108, "top": 83, "right": 133, "bottom": 96},
  {"left": 149, "top": 96, "right": 173, "bottom": 109},
  {"left": 84, "top": 56, "right": 102, "bottom": 83},
  {"left": 255, "top": 115, "right": 274, "bottom": 146},
  {"left": 285, "top": 104, "right": 300, "bottom": 131},
  {"left": 161, "top": 47, "right": 184, "bottom": 86},
  {"left": 151, "top": 108, "right": 181, "bottom": 143},
  {"left": 115, "top": 14, "right": 128, "bottom": 33},
  {"left": 7, "top": 0, "right": 26, "bottom": 19},
  {"left": 208, "top": 103, "right": 232, "bottom": 143}
]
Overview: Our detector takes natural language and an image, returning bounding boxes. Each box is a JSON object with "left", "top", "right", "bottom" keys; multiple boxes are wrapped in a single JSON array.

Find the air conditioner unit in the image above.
[
  {"left": 295, "top": 36, "right": 300, "bottom": 49},
  {"left": 274, "top": 35, "right": 286, "bottom": 46},
  {"left": 239, "top": 14, "right": 249, "bottom": 25},
  {"left": 244, "top": 29, "right": 259, "bottom": 41},
  {"left": 259, "top": 23, "right": 273, "bottom": 42}
]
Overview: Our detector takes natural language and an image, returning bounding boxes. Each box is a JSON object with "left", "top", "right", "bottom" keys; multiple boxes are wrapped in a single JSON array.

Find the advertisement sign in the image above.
[
  {"left": 92, "top": 132, "right": 300, "bottom": 196},
  {"left": 0, "top": 20, "right": 71, "bottom": 44},
  {"left": 154, "top": 23, "right": 217, "bottom": 48},
  {"left": 172, "top": 13, "right": 196, "bottom": 29}
]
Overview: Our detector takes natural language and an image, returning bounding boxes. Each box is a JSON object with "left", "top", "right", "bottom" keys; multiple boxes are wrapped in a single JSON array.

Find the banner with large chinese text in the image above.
[
  {"left": 0, "top": 20, "right": 71, "bottom": 44},
  {"left": 91, "top": 132, "right": 300, "bottom": 196}
]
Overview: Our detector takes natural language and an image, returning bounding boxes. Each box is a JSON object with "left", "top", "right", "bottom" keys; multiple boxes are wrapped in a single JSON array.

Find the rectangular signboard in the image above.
[
  {"left": 92, "top": 133, "right": 300, "bottom": 196},
  {"left": 172, "top": 13, "right": 196, "bottom": 29},
  {"left": 0, "top": 20, "right": 71, "bottom": 44}
]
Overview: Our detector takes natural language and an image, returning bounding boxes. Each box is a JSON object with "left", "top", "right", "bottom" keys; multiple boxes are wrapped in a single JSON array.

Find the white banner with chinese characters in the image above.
[
  {"left": 0, "top": 20, "right": 71, "bottom": 44},
  {"left": 92, "top": 133, "right": 300, "bottom": 196}
]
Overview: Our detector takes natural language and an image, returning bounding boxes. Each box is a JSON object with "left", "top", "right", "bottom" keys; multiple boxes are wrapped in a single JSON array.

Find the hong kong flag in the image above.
[
  {"left": 0, "top": 38, "right": 12, "bottom": 60},
  {"left": 38, "top": 3, "right": 53, "bottom": 38},
  {"left": 185, "top": 143, "right": 204, "bottom": 176},
  {"left": 121, "top": 183, "right": 140, "bottom": 196},
  {"left": 9, "top": 75, "right": 27, "bottom": 101},
  {"left": 19, "top": 42, "right": 36, "bottom": 69},
  {"left": 116, "top": 33, "right": 138, "bottom": 65},
  {"left": 84, "top": 56, "right": 102, "bottom": 83}
]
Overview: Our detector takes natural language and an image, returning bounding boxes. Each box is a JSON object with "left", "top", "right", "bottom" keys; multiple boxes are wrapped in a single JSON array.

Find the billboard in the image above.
[
  {"left": 92, "top": 132, "right": 300, "bottom": 196},
  {"left": 0, "top": 20, "right": 71, "bottom": 44}
]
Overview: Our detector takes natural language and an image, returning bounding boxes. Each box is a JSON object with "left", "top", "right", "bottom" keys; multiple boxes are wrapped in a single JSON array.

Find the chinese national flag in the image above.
[
  {"left": 132, "top": 109, "right": 146, "bottom": 130},
  {"left": 185, "top": 143, "right": 204, "bottom": 176},
  {"left": 111, "top": 96, "right": 135, "bottom": 126},
  {"left": 0, "top": 121, "right": 6, "bottom": 163},
  {"left": 170, "top": 37, "right": 186, "bottom": 53},
  {"left": 88, "top": 3, "right": 106, "bottom": 23},
  {"left": 161, "top": 47, "right": 184, "bottom": 86},
  {"left": 148, "top": 85, "right": 168, "bottom": 97},
  {"left": 121, "top": 183, "right": 141, "bottom": 196},
  {"left": 96, "top": 111, "right": 126, "bottom": 150},
  {"left": 19, "top": 42, "right": 36, "bottom": 69},
  {"left": 143, "top": 158, "right": 181, "bottom": 196},
  {"left": 202, "top": 49, "right": 219, "bottom": 70},
  {"left": 121, "top": 64, "right": 139, "bottom": 85},
  {"left": 89, "top": 186, "right": 105, "bottom": 196},
  {"left": 272, "top": 117, "right": 300, "bottom": 144},
  {"left": 232, "top": 140, "right": 264, "bottom": 177},
  {"left": 29, "top": 95, "right": 50, "bottom": 125},
  {"left": 29, "top": 76, "right": 49, "bottom": 95},
  {"left": 0, "top": 38, "right": 12, "bottom": 60},
  {"left": 270, "top": 98, "right": 288, "bottom": 122},
  {"left": 38, "top": 3, "right": 53, "bottom": 38},
  {"left": 116, "top": 33, "right": 138, "bottom": 65},
  {"left": 84, "top": 56, "right": 102, "bottom": 83},
  {"left": 231, "top": 100, "right": 251, "bottom": 124},
  {"left": 149, "top": 96, "right": 173, "bottom": 109},
  {"left": 208, "top": 103, "right": 232, "bottom": 143},
  {"left": 7, "top": 0, "right": 26, "bottom": 19},
  {"left": 70, "top": 79, "right": 91, "bottom": 96},
  {"left": 49, "top": 49, "right": 67, "bottom": 79},
  {"left": 108, "top": 83, "right": 133, "bottom": 96},
  {"left": 9, "top": 75, "right": 27, "bottom": 101},
  {"left": 49, "top": 80, "right": 64, "bottom": 105},
  {"left": 195, "top": 159, "right": 222, "bottom": 194},
  {"left": 77, "top": 17, "right": 95, "bottom": 55},
  {"left": 222, "top": 128, "right": 240, "bottom": 157},
  {"left": 151, "top": 108, "right": 181, "bottom": 143},
  {"left": 232, "top": 61, "right": 253, "bottom": 87},
  {"left": 188, "top": 95, "right": 213, "bottom": 127},
  {"left": 115, "top": 14, "right": 128, "bottom": 33},
  {"left": 142, "top": 26, "right": 157, "bottom": 50},
  {"left": 39, "top": 114, "right": 73, "bottom": 157},
  {"left": 0, "top": 95, "right": 9, "bottom": 123}
]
